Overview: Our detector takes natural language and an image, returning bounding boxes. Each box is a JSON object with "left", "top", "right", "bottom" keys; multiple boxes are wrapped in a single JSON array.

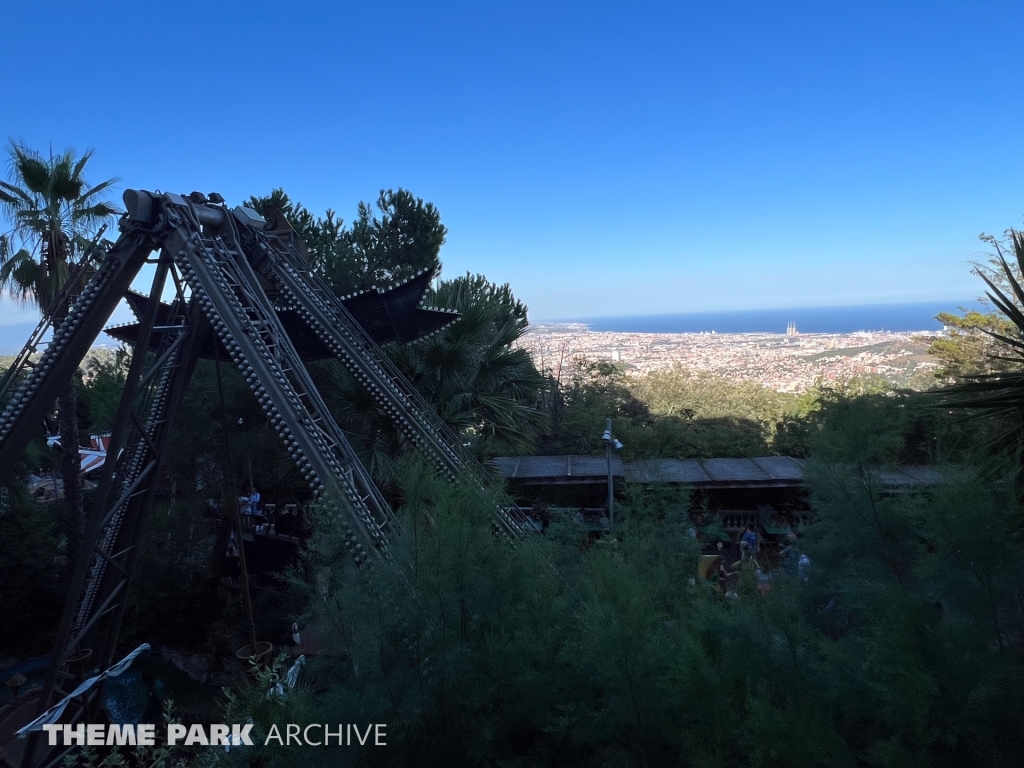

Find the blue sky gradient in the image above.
[{"left": 1, "top": 0, "right": 1021, "bottom": 324}]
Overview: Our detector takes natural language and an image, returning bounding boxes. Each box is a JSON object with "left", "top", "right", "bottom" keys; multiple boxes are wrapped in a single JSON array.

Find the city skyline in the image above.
[
  {"left": 519, "top": 324, "right": 941, "bottom": 394},
  {"left": 0, "top": 283, "right": 985, "bottom": 358},
  {"left": 539, "top": 297, "right": 980, "bottom": 328}
]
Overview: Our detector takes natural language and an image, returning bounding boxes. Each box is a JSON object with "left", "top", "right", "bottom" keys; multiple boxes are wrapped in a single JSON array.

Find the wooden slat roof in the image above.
[
  {"left": 624, "top": 459, "right": 711, "bottom": 484},
  {"left": 751, "top": 456, "right": 806, "bottom": 481},
  {"left": 701, "top": 458, "right": 772, "bottom": 482},
  {"left": 490, "top": 455, "right": 946, "bottom": 489},
  {"left": 489, "top": 455, "right": 625, "bottom": 480}
]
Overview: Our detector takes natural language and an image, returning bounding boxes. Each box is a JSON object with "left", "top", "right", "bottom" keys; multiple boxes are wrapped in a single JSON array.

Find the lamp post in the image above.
[{"left": 601, "top": 418, "right": 623, "bottom": 529}]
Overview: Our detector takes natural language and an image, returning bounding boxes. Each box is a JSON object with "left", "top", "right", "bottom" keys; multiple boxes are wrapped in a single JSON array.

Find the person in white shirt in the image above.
[{"left": 798, "top": 554, "right": 811, "bottom": 581}]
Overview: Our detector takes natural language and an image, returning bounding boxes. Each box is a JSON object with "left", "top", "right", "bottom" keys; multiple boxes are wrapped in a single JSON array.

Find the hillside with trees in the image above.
[{"left": 2, "top": 144, "right": 1024, "bottom": 766}]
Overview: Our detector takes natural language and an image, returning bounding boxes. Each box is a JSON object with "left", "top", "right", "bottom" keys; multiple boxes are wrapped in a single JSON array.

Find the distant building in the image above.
[{"left": 490, "top": 454, "right": 943, "bottom": 515}]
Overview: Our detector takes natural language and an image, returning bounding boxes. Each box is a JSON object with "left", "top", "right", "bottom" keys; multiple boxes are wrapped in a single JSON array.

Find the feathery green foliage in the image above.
[
  {"left": 0, "top": 141, "right": 120, "bottom": 309},
  {"left": 0, "top": 141, "right": 121, "bottom": 564},
  {"left": 250, "top": 189, "right": 547, "bottom": 460},
  {"left": 388, "top": 273, "right": 548, "bottom": 455},
  {"left": 211, "top": 437, "right": 1024, "bottom": 767},
  {"left": 248, "top": 188, "right": 444, "bottom": 297},
  {"left": 935, "top": 229, "right": 1024, "bottom": 448}
]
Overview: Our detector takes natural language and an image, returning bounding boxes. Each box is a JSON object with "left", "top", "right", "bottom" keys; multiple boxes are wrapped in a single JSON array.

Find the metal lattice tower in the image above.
[{"left": 0, "top": 190, "right": 529, "bottom": 768}]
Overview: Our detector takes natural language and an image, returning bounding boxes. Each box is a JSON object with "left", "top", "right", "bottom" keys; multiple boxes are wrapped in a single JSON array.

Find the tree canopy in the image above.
[
  {"left": 249, "top": 187, "right": 548, "bottom": 461},
  {"left": 248, "top": 188, "right": 445, "bottom": 296},
  {"left": 0, "top": 142, "right": 120, "bottom": 560},
  {"left": 0, "top": 141, "right": 120, "bottom": 310},
  {"left": 4, "top": 160, "right": 1024, "bottom": 768}
]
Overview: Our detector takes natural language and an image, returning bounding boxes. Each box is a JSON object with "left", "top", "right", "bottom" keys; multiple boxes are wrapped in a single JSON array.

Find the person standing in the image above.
[
  {"left": 798, "top": 554, "right": 811, "bottom": 581},
  {"left": 732, "top": 543, "right": 758, "bottom": 597},
  {"left": 249, "top": 487, "right": 262, "bottom": 517},
  {"left": 740, "top": 523, "right": 759, "bottom": 554}
]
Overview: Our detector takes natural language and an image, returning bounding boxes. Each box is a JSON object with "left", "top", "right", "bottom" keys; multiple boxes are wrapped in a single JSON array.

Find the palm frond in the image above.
[
  {"left": 0, "top": 251, "right": 44, "bottom": 307},
  {"left": 0, "top": 180, "right": 34, "bottom": 209},
  {"left": 70, "top": 149, "right": 94, "bottom": 183},
  {"left": 72, "top": 201, "right": 122, "bottom": 223},
  {"left": 7, "top": 144, "right": 49, "bottom": 195},
  {"left": 77, "top": 179, "right": 122, "bottom": 208},
  {"left": 0, "top": 142, "right": 118, "bottom": 316},
  {"left": 933, "top": 249, "right": 1024, "bottom": 446}
]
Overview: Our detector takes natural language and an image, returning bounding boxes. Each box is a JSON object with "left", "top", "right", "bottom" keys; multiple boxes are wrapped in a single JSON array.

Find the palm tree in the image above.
[
  {"left": 317, "top": 273, "right": 548, "bottom": 469},
  {"left": 0, "top": 141, "right": 120, "bottom": 554},
  {"left": 937, "top": 229, "right": 1024, "bottom": 454},
  {"left": 391, "top": 273, "right": 549, "bottom": 455}
]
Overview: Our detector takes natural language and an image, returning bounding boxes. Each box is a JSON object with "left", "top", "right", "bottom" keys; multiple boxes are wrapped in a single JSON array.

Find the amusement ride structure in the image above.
[{"left": 0, "top": 190, "right": 529, "bottom": 767}]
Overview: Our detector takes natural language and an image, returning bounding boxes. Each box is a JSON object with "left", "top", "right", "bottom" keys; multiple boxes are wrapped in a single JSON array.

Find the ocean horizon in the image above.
[{"left": 547, "top": 300, "right": 986, "bottom": 335}]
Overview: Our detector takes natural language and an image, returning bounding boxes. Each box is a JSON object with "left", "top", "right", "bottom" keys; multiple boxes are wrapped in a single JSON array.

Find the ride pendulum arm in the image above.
[
  {"left": 0, "top": 193, "right": 393, "bottom": 761},
  {"left": 0, "top": 226, "right": 154, "bottom": 473},
  {"left": 0, "top": 188, "right": 518, "bottom": 767},
  {"left": 147, "top": 192, "right": 401, "bottom": 563},
  {"left": 69, "top": 288, "right": 207, "bottom": 676},
  {"left": 0, "top": 262, "right": 90, "bottom": 416},
  {"left": 262, "top": 246, "right": 464, "bottom": 476},
  {"left": 237, "top": 217, "right": 531, "bottom": 536},
  {"left": 2, "top": 226, "right": 209, "bottom": 768}
]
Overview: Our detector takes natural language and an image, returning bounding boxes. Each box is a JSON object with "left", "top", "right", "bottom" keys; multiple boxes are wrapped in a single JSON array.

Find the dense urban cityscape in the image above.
[{"left": 520, "top": 323, "right": 942, "bottom": 391}]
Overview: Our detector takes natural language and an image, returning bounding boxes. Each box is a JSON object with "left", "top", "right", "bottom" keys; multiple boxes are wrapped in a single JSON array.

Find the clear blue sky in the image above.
[{"left": 2, "top": 0, "right": 1022, "bottom": 324}]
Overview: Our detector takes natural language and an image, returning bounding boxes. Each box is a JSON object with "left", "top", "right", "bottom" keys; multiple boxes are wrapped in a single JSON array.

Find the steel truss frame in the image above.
[{"left": 0, "top": 189, "right": 528, "bottom": 768}]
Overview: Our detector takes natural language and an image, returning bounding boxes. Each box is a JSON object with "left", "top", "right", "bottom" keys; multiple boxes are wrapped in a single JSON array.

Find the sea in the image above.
[
  {"left": 565, "top": 300, "right": 985, "bottom": 336},
  {"left": 0, "top": 300, "right": 990, "bottom": 355}
]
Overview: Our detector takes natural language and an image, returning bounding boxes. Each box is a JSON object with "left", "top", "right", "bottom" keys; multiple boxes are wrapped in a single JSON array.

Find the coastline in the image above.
[{"left": 537, "top": 299, "right": 982, "bottom": 336}]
